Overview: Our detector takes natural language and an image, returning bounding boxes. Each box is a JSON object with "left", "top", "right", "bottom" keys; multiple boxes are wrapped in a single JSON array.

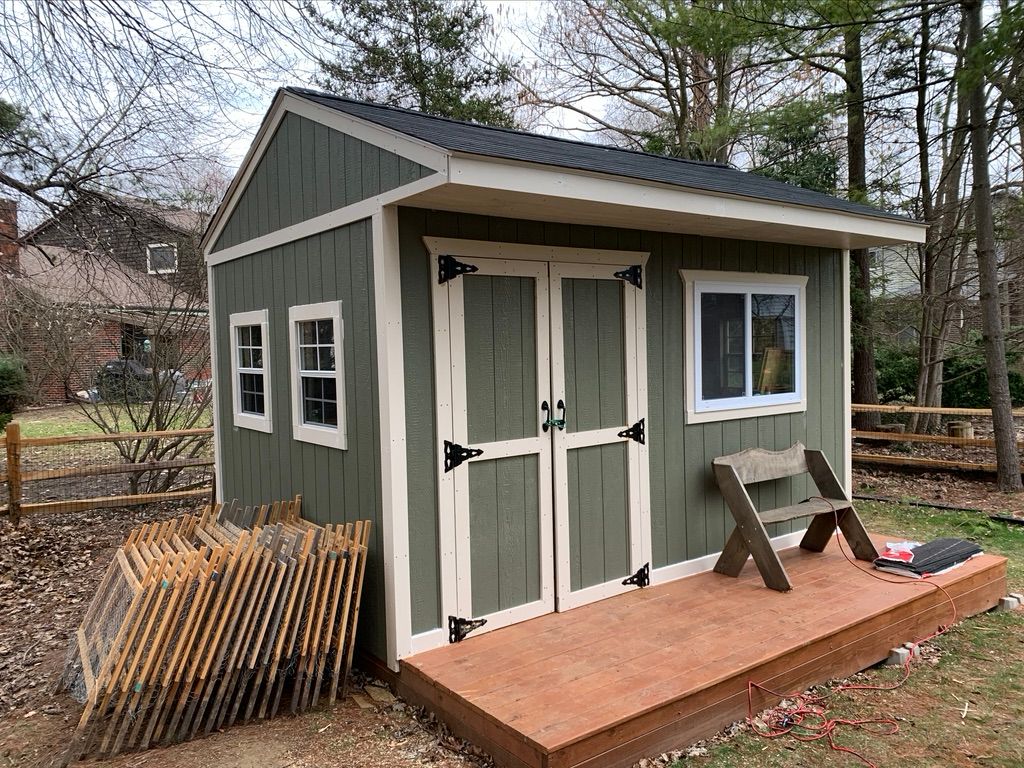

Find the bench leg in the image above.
[
  {"left": 801, "top": 509, "right": 879, "bottom": 561},
  {"left": 837, "top": 509, "right": 879, "bottom": 561},
  {"left": 716, "top": 525, "right": 792, "bottom": 592},
  {"left": 714, "top": 528, "right": 750, "bottom": 577},
  {"left": 800, "top": 513, "right": 836, "bottom": 552}
]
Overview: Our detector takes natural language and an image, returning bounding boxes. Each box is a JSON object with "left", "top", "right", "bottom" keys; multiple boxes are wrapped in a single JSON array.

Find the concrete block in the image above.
[
  {"left": 1009, "top": 592, "right": 1024, "bottom": 603},
  {"left": 885, "top": 647, "right": 912, "bottom": 666},
  {"left": 902, "top": 642, "right": 921, "bottom": 658},
  {"left": 996, "top": 596, "right": 1021, "bottom": 612}
]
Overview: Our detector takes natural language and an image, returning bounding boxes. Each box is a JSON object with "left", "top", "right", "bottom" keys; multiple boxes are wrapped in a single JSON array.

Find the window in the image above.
[
  {"left": 288, "top": 301, "right": 346, "bottom": 449},
  {"left": 681, "top": 270, "right": 807, "bottom": 423},
  {"left": 229, "top": 309, "right": 272, "bottom": 432},
  {"left": 147, "top": 243, "right": 178, "bottom": 274}
]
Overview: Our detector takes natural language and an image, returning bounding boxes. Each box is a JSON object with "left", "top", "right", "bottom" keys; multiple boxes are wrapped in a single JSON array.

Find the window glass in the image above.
[
  {"left": 752, "top": 293, "right": 796, "bottom": 396},
  {"left": 236, "top": 324, "right": 265, "bottom": 416},
  {"left": 700, "top": 292, "right": 746, "bottom": 401},
  {"left": 297, "top": 318, "right": 339, "bottom": 427},
  {"left": 148, "top": 244, "right": 177, "bottom": 273}
]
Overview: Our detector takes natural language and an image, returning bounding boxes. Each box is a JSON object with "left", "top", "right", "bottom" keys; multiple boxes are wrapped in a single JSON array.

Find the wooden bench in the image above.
[{"left": 712, "top": 442, "right": 878, "bottom": 591}]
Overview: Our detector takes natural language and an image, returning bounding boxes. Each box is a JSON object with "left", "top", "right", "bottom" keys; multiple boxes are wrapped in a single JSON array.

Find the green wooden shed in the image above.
[{"left": 202, "top": 87, "right": 927, "bottom": 674}]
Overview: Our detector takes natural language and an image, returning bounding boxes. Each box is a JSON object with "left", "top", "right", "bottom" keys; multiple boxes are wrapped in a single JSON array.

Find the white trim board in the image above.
[
  {"left": 650, "top": 529, "right": 807, "bottom": 585},
  {"left": 842, "top": 249, "right": 853, "bottom": 494},
  {"left": 228, "top": 308, "right": 273, "bottom": 433},
  {"left": 373, "top": 207, "right": 412, "bottom": 670},
  {"left": 287, "top": 300, "right": 347, "bottom": 450},
  {"left": 208, "top": 263, "right": 225, "bottom": 503},
  {"left": 207, "top": 173, "right": 446, "bottom": 266},
  {"left": 680, "top": 269, "right": 809, "bottom": 425},
  {"left": 423, "top": 236, "right": 650, "bottom": 266},
  {"left": 444, "top": 156, "right": 927, "bottom": 247}
]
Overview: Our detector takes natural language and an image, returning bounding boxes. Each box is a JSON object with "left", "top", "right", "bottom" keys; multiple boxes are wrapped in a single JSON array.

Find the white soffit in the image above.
[{"left": 399, "top": 155, "right": 928, "bottom": 251}]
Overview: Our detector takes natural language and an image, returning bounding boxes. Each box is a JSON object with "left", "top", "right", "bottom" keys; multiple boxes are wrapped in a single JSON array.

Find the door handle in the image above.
[{"left": 542, "top": 400, "right": 566, "bottom": 431}]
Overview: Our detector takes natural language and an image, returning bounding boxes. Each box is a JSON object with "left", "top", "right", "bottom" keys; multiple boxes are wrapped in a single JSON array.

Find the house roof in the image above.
[
  {"left": 25, "top": 192, "right": 208, "bottom": 244},
  {"left": 8, "top": 244, "right": 196, "bottom": 311},
  {"left": 286, "top": 87, "right": 912, "bottom": 225}
]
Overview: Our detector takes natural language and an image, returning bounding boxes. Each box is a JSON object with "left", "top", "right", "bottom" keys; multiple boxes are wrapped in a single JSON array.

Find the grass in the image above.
[
  {"left": 12, "top": 403, "right": 212, "bottom": 439},
  {"left": 672, "top": 501, "right": 1024, "bottom": 768}
]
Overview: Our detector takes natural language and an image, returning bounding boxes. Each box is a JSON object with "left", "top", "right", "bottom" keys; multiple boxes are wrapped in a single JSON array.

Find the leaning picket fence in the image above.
[{"left": 1, "top": 422, "right": 214, "bottom": 524}]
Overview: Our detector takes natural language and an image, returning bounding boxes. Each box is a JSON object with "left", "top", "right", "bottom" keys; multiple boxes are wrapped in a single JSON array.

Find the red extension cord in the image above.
[{"left": 745, "top": 498, "right": 961, "bottom": 767}]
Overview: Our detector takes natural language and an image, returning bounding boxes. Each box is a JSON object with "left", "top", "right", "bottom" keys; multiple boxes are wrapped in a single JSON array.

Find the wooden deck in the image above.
[{"left": 393, "top": 536, "right": 1007, "bottom": 768}]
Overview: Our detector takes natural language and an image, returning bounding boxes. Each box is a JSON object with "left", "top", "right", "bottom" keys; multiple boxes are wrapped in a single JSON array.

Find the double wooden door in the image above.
[{"left": 433, "top": 253, "right": 650, "bottom": 640}]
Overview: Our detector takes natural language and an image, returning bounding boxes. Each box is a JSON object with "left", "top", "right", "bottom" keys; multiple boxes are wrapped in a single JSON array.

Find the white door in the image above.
[
  {"left": 550, "top": 263, "right": 651, "bottom": 610},
  {"left": 432, "top": 256, "right": 555, "bottom": 641}
]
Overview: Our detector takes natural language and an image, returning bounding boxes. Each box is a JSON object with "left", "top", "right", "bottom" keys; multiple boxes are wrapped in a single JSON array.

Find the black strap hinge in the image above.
[
  {"left": 622, "top": 563, "right": 650, "bottom": 588},
  {"left": 443, "top": 440, "right": 483, "bottom": 472},
  {"left": 613, "top": 264, "right": 642, "bottom": 289},
  {"left": 618, "top": 418, "right": 645, "bottom": 444},
  {"left": 449, "top": 615, "right": 487, "bottom": 643},
  {"left": 438, "top": 254, "right": 479, "bottom": 284}
]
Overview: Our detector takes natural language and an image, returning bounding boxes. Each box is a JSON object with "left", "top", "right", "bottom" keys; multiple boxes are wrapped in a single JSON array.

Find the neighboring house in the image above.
[
  {"left": 0, "top": 195, "right": 209, "bottom": 403},
  {"left": 203, "top": 85, "right": 928, "bottom": 765}
]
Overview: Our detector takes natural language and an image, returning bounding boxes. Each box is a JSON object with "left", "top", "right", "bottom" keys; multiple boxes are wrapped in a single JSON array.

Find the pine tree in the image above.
[{"left": 308, "top": 0, "right": 518, "bottom": 127}]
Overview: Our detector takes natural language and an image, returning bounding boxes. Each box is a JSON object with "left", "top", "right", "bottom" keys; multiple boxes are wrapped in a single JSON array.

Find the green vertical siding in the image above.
[
  {"left": 399, "top": 208, "right": 847, "bottom": 633},
  {"left": 212, "top": 219, "right": 387, "bottom": 660},
  {"left": 212, "top": 113, "right": 434, "bottom": 252}
]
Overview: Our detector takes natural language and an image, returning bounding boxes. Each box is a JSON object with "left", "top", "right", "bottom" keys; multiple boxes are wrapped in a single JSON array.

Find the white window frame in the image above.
[
  {"left": 681, "top": 269, "right": 808, "bottom": 424},
  {"left": 288, "top": 300, "right": 346, "bottom": 449},
  {"left": 146, "top": 242, "right": 179, "bottom": 274},
  {"left": 229, "top": 309, "right": 272, "bottom": 433}
]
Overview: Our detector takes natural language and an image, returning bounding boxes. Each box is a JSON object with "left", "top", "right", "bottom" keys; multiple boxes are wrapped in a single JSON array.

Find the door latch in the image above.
[{"left": 541, "top": 400, "right": 566, "bottom": 432}]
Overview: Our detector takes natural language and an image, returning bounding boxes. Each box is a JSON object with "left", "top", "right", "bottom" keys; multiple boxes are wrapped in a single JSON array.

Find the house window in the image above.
[
  {"left": 288, "top": 301, "right": 346, "bottom": 449},
  {"left": 147, "top": 243, "right": 178, "bottom": 274},
  {"left": 229, "top": 309, "right": 272, "bottom": 433},
  {"left": 681, "top": 270, "right": 807, "bottom": 423}
]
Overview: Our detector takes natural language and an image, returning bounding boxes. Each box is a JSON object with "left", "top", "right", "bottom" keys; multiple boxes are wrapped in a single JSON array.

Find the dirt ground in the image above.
[
  {"left": 0, "top": 504, "right": 482, "bottom": 768},
  {"left": 853, "top": 466, "right": 1024, "bottom": 516}
]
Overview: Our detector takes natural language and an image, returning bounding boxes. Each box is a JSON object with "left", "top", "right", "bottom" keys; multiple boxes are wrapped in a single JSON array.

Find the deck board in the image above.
[{"left": 397, "top": 535, "right": 1007, "bottom": 768}]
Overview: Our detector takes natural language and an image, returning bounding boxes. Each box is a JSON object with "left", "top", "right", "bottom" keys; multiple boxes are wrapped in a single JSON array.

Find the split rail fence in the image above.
[
  {"left": 851, "top": 403, "right": 1024, "bottom": 474},
  {"left": 1, "top": 422, "right": 214, "bottom": 524}
]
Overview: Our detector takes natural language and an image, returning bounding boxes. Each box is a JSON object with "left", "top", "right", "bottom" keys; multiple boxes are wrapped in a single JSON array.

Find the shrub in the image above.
[
  {"left": 0, "top": 355, "right": 26, "bottom": 430},
  {"left": 943, "top": 354, "right": 1024, "bottom": 408},
  {"left": 875, "top": 344, "right": 919, "bottom": 403}
]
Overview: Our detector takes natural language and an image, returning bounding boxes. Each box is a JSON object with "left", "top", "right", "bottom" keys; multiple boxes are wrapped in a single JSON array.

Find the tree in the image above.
[
  {"left": 964, "top": 0, "right": 1022, "bottom": 491},
  {"left": 751, "top": 98, "right": 840, "bottom": 194},
  {"left": 308, "top": 0, "right": 519, "bottom": 126},
  {"left": 521, "top": 0, "right": 783, "bottom": 161}
]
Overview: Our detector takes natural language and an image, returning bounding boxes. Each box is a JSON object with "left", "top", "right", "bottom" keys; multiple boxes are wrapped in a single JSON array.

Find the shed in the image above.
[{"left": 203, "top": 87, "right": 929, "bottom": 694}]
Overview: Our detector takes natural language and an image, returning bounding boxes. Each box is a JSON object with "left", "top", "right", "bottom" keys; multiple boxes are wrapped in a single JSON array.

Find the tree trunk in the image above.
[
  {"left": 845, "top": 26, "right": 880, "bottom": 430},
  {"left": 965, "top": 0, "right": 1022, "bottom": 491}
]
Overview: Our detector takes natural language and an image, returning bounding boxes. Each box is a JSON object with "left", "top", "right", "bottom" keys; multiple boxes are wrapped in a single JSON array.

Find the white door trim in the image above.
[
  {"left": 423, "top": 236, "right": 650, "bottom": 266},
  {"left": 549, "top": 262, "right": 651, "bottom": 612}
]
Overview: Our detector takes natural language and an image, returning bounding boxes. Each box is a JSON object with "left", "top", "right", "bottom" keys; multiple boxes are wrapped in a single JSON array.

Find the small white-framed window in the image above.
[
  {"left": 288, "top": 301, "right": 346, "bottom": 449},
  {"left": 147, "top": 242, "right": 178, "bottom": 274},
  {"left": 229, "top": 309, "right": 272, "bottom": 433},
  {"left": 681, "top": 270, "right": 808, "bottom": 424}
]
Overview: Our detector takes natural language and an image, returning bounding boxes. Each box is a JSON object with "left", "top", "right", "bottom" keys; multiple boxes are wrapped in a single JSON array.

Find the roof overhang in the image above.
[
  {"left": 204, "top": 91, "right": 926, "bottom": 263},
  {"left": 400, "top": 155, "right": 926, "bottom": 251}
]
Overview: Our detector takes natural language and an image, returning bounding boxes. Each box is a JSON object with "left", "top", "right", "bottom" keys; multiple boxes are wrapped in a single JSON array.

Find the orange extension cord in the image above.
[{"left": 745, "top": 498, "right": 960, "bottom": 768}]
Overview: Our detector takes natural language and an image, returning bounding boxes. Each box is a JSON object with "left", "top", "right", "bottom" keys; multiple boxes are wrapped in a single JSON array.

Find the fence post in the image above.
[{"left": 6, "top": 422, "right": 21, "bottom": 526}]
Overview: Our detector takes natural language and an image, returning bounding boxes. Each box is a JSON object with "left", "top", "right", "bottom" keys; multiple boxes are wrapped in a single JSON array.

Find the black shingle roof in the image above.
[{"left": 287, "top": 87, "right": 912, "bottom": 224}]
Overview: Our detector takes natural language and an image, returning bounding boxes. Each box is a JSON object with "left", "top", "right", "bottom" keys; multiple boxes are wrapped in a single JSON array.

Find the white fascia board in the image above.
[
  {"left": 201, "top": 90, "right": 450, "bottom": 258},
  {"left": 447, "top": 155, "right": 928, "bottom": 247}
]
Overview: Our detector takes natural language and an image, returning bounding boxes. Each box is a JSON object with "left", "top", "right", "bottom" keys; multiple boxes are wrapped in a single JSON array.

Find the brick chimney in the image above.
[{"left": 0, "top": 198, "right": 18, "bottom": 273}]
